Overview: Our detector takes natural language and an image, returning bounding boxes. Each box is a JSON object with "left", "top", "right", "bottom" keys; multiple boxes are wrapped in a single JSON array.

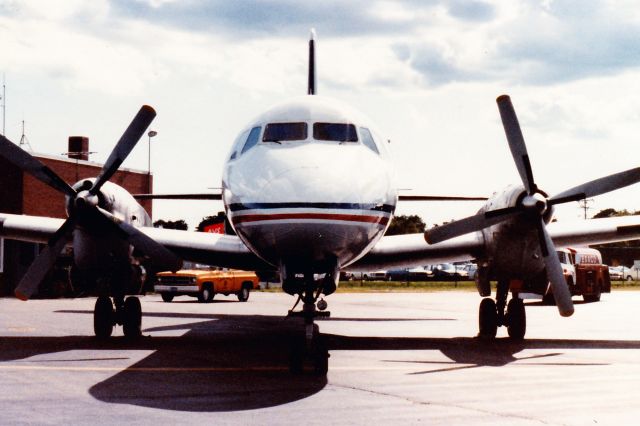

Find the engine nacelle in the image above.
[{"left": 477, "top": 184, "right": 555, "bottom": 281}]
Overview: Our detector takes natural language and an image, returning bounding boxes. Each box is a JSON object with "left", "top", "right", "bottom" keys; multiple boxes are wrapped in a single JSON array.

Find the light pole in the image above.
[{"left": 147, "top": 130, "right": 157, "bottom": 195}]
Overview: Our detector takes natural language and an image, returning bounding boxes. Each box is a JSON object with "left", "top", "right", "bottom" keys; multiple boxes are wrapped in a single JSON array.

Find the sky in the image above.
[{"left": 2, "top": 0, "right": 640, "bottom": 229}]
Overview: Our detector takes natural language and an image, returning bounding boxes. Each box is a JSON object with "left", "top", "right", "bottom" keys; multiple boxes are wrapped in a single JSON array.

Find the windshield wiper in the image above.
[{"left": 263, "top": 139, "right": 282, "bottom": 144}]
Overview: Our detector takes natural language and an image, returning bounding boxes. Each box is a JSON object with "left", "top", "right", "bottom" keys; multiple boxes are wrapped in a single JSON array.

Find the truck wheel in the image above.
[
  {"left": 161, "top": 293, "right": 174, "bottom": 303},
  {"left": 198, "top": 285, "right": 214, "bottom": 303},
  {"left": 237, "top": 284, "right": 250, "bottom": 302},
  {"left": 542, "top": 292, "right": 556, "bottom": 305},
  {"left": 583, "top": 282, "right": 602, "bottom": 303}
]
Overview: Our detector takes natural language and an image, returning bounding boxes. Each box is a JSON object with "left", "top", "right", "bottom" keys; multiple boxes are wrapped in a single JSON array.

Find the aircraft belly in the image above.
[{"left": 234, "top": 219, "right": 386, "bottom": 270}]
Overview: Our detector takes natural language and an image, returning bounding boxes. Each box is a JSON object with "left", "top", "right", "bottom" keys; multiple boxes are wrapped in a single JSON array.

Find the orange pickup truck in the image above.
[{"left": 154, "top": 263, "right": 260, "bottom": 303}]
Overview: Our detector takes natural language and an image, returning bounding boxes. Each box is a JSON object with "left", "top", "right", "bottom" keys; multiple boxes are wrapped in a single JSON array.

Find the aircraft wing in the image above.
[
  {"left": 4, "top": 212, "right": 640, "bottom": 274},
  {"left": 347, "top": 232, "right": 484, "bottom": 270},
  {"left": 0, "top": 213, "right": 272, "bottom": 271},
  {"left": 349, "top": 215, "right": 640, "bottom": 270}
]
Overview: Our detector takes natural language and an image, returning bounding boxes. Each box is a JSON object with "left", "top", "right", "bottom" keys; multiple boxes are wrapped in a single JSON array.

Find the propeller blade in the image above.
[
  {"left": 90, "top": 105, "right": 156, "bottom": 195},
  {"left": 549, "top": 167, "right": 640, "bottom": 205},
  {"left": 14, "top": 217, "right": 76, "bottom": 300},
  {"left": 536, "top": 220, "right": 574, "bottom": 317},
  {"left": 425, "top": 206, "right": 520, "bottom": 244},
  {"left": 496, "top": 95, "right": 537, "bottom": 195},
  {"left": 93, "top": 208, "right": 182, "bottom": 272},
  {"left": 0, "top": 134, "right": 76, "bottom": 197}
]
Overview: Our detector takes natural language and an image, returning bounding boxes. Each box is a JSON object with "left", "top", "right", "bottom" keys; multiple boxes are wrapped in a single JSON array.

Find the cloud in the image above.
[
  {"left": 446, "top": 0, "right": 495, "bottom": 22},
  {"left": 109, "top": 0, "right": 420, "bottom": 39},
  {"left": 394, "top": 1, "right": 640, "bottom": 87}
]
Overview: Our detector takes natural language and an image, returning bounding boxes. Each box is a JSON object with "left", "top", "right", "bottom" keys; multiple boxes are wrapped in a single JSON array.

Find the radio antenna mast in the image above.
[{"left": 19, "top": 120, "right": 33, "bottom": 151}]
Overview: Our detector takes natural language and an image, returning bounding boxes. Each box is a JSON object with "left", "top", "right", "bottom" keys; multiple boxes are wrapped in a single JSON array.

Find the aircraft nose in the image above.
[{"left": 250, "top": 146, "right": 392, "bottom": 204}]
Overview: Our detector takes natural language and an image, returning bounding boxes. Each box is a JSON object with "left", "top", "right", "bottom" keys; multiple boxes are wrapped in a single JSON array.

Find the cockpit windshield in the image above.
[
  {"left": 263, "top": 122, "right": 307, "bottom": 142},
  {"left": 313, "top": 123, "right": 358, "bottom": 142}
]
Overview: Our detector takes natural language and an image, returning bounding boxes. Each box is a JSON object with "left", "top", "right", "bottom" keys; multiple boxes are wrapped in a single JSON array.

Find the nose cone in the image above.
[{"left": 224, "top": 143, "right": 396, "bottom": 269}]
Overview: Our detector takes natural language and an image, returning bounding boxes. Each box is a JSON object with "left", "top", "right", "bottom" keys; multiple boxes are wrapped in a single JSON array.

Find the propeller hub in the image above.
[
  {"left": 75, "top": 190, "right": 99, "bottom": 209},
  {"left": 521, "top": 192, "right": 547, "bottom": 215}
]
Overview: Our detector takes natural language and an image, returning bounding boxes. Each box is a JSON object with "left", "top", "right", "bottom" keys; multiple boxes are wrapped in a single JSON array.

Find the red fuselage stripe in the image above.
[{"left": 233, "top": 213, "right": 390, "bottom": 225}]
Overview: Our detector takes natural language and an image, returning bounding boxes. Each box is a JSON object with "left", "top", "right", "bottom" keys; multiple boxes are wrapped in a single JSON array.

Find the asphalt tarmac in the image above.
[{"left": 1, "top": 290, "right": 640, "bottom": 425}]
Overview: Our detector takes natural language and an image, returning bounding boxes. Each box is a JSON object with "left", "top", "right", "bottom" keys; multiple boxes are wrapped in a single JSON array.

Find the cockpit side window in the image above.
[
  {"left": 229, "top": 129, "right": 250, "bottom": 160},
  {"left": 241, "top": 126, "right": 262, "bottom": 154},
  {"left": 313, "top": 123, "right": 358, "bottom": 142},
  {"left": 359, "top": 127, "right": 380, "bottom": 154},
  {"left": 263, "top": 122, "right": 307, "bottom": 142}
]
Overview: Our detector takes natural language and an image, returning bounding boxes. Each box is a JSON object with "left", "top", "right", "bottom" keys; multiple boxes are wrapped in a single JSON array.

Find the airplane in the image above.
[{"left": 2, "top": 30, "right": 640, "bottom": 375}]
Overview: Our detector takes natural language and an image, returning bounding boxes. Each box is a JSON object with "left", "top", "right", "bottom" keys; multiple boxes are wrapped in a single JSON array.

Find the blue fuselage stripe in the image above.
[{"left": 228, "top": 202, "right": 396, "bottom": 213}]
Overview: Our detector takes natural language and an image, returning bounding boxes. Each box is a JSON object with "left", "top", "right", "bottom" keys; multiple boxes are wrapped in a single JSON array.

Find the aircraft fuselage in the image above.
[{"left": 222, "top": 95, "right": 397, "bottom": 274}]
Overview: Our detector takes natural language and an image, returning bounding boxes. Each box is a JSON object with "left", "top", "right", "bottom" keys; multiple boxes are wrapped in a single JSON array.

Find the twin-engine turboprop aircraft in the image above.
[{"left": 2, "top": 31, "right": 640, "bottom": 374}]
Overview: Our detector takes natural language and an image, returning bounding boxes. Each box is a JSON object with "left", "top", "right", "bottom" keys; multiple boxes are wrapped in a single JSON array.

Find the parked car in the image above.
[
  {"left": 610, "top": 265, "right": 639, "bottom": 281},
  {"left": 386, "top": 267, "right": 432, "bottom": 281},
  {"left": 454, "top": 264, "right": 470, "bottom": 279},
  {"left": 461, "top": 263, "right": 478, "bottom": 280},
  {"left": 609, "top": 266, "right": 624, "bottom": 281},
  {"left": 339, "top": 271, "right": 355, "bottom": 281},
  {"left": 354, "top": 270, "right": 388, "bottom": 281},
  {"left": 428, "top": 263, "right": 462, "bottom": 281}
]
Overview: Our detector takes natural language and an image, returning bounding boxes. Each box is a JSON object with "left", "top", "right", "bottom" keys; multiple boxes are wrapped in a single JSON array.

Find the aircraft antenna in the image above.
[
  {"left": 19, "top": 120, "right": 33, "bottom": 152},
  {"left": 308, "top": 28, "right": 317, "bottom": 95}
]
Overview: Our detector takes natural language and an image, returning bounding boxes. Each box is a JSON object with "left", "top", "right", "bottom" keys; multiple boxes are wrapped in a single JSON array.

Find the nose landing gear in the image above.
[{"left": 287, "top": 273, "right": 331, "bottom": 375}]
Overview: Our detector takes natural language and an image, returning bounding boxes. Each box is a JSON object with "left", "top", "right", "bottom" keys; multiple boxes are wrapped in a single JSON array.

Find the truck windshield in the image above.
[{"left": 557, "top": 252, "right": 567, "bottom": 264}]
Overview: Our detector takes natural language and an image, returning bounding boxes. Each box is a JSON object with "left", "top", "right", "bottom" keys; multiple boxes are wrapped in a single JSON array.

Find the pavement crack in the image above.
[{"left": 328, "top": 382, "right": 557, "bottom": 425}]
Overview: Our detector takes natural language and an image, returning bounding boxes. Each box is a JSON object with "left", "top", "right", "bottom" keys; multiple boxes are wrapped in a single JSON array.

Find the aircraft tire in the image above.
[
  {"left": 478, "top": 298, "right": 497, "bottom": 339},
  {"left": 123, "top": 296, "right": 142, "bottom": 338},
  {"left": 506, "top": 298, "right": 526, "bottom": 340},
  {"left": 312, "top": 335, "right": 329, "bottom": 376},
  {"left": 161, "top": 293, "right": 174, "bottom": 302},
  {"left": 94, "top": 296, "right": 114, "bottom": 339}
]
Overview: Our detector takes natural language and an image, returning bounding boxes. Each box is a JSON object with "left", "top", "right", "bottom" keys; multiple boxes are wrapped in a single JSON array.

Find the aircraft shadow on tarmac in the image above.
[{"left": 1, "top": 309, "right": 639, "bottom": 412}]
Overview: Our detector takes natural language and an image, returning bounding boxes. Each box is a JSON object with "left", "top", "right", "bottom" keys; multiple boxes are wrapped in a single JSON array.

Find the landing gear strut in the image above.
[
  {"left": 478, "top": 279, "right": 526, "bottom": 340},
  {"left": 288, "top": 273, "right": 330, "bottom": 375},
  {"left": 93, "top": 295, "right": 142, "bottom": 338}
]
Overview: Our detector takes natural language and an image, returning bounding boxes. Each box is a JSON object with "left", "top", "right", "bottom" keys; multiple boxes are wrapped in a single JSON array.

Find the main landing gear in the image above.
[
  {"left": 478, "top": 280, "right": 526, "bottom": 340},
  {"left": 287, "top": 273, "right": 331, "bottom": 375},
  {"left": 93, "top": 295, "right": 142, "bottom": 338}
]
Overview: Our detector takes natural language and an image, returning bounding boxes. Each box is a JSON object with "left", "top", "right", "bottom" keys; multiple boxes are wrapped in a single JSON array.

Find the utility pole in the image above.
[{"left": 578, "top": 198, "right": 594, "bottom": 220}]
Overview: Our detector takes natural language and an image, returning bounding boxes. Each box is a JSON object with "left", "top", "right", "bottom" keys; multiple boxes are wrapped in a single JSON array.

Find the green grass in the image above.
[
  {"left": 258, "top": 279, "right": 640, "bottom": 293},
  {"left": 336, "top": 280, "right": 478, "bottom": 292}
]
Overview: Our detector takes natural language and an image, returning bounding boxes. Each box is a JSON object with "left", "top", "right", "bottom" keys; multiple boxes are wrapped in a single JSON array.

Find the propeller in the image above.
[
  {"left": 0, "top": 105, "right": 181, "bottom": 300},
  {"left": 425, "top": 95, "right": 640, "bottom": 317}
]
